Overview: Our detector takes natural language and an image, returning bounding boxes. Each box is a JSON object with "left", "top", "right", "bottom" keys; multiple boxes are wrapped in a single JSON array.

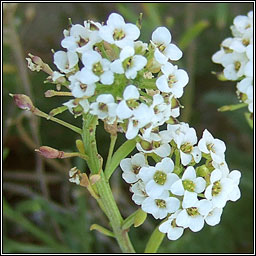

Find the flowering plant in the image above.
[
  {"left": 212, "top": 10, "right": 253, "bottom": 128},
  {"left": 11, "top": 12, "right": 242, "bottom": 253}
]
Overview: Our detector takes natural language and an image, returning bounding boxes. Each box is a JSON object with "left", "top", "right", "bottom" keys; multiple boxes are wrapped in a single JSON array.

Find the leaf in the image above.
[
  {"left": 105, "top": 138, "right": 136, "bottom": 180},
  {"left": 90, "top": 224, "right": 115, "bottom": 238},
  {"left": 179, "top": 20, "right": 209, "bottom": 50},
  {"left": 144, "top": 225, "right": 165, "bottom": 253}
]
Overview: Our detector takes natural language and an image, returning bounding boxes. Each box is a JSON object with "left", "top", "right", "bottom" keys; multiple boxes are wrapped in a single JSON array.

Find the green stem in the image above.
[
  {"left": 33, "top": 108, "right": 82, "bottom": 135},
  {"left": 105, "top": 134, "right": 117, "bottom": 172},
  {"left": 82, "top": 114, "right": 135, "bottom": 253}
]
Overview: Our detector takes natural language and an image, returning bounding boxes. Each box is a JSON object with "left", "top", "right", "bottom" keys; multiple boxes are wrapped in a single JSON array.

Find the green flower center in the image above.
[
  {"left": 168, "top": 75, "right": 177, "bottom": 88},
  {"left": 113, "top": 29, "right": 126, "bottom": 40},
  {"left": 242, "top": 39, "right": 250, "bottom": 46},
  {"left": 126, "top": 99, "right": 140, "bottom": 109},
  {"left": 158, "top": 44, "right": 166, "bottom": 52},
  {"left": 223, "top": 46, "right": 233, "bottom": 53},
  {"left": 182, "top": 179, "right": 195, "bottom": 192},
  {"left": 180, "top": 142, "right": 193, "bottom": 153},
  {"left": 206, "top": 143, "right": 215, "bottom": 153},
  {"left": 78, "top": 36, "right": 89, "bottom": 47},
  {"left": 93, "top": 62, "right": 104, "bottom": 76},
  {"left": 212, "top": 181, "right": 222, "bottom": 196},
  {"left": 186, "top": 207, "right": 199, "bottom": 216},
  {"left": 154, "top": 171, "right": 167, "bottom": 185},
  {"left": 123, "top": 57, "right": 133, "bottom": 70},
  {"left": 155, "top": 199, "right": 166, "bottom": 208},
  {"left": 235, "top": 61, "right": 241, "bottom": 71}
]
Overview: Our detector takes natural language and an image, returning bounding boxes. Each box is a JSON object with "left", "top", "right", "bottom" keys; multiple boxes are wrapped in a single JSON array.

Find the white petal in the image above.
[
  {"left": 189, "top": 215, "right": 204, "bottom": 232},
  {"left": 210, "top": 169, "right": 222, "bottom": 183},
  {"left": 154, "top": 144, "right": 171, "bottom": 158},
  {"left": 156, "top": 75, "right": 171, "bottom": 93},
  {"left": 152, "top": 27, "right": 171, "bottom": 45},
  {"left": 100, "top": 71, "right": 114, "bottom": 85},
  {"left": 205, "top": 208, "right": 223, "bottom": 226},
  {"left": 154, "top": 49, "right": 168, "bottom": 64},
  {"left": 123, "top": 85, "right": 140, "bottom": 100},
  {"left": 182, "top": 191, "right": 198, "bottom": 208},
  {"left": 165, "top": 43, "right": 183, "bottom": 61},
  {"left": 110, "top": 60, "right": 124, "bottom": 74},
  {"left": 166, "top": 197, "right": 181, "bottom": 213},
  {"left": 194, "top": 177, "right": 206, "bottom": 193},
  {"left": 167, "top": 227, "right": 184, "bottom": 240},
  {"left": 138, "top": 166, "right": 155, "bottom": 183},
  {"left": 146, "top": 180, "right": 164, "bottom": 198},
  {"left": 120, "top": 46, "right": 135, "bottom": 61},
  {"left": 182, "top": 166, "right": 196, "bottom": 180},
  {"left": 176, "top": 209, "right": 189, "bottom": 228},
  {"left": 171, "top": 179, "right": 184, "bottom": 196}
]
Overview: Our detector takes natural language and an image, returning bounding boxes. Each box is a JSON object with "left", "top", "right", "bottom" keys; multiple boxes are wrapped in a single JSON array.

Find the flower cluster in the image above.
[
  {"left": 120, "top": 124, "right": 241, "bottom": 240},
  {"left": 27, "top": 13, "right": 188, "bottom": 140},
  {"left": 212, "top": 10, "right": 253, "bottom": 113}
]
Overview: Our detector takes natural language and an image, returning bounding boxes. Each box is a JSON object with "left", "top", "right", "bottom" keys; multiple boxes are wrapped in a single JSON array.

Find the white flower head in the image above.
[
  {"left": 120, "top": 153, "right": 147, "bottom": 184},
  {"left": 53, "top": 50, "right": 78, "bottom": 74},
  {"left": 111, "top": 46, "right": 147, "bottom": 79},
  {"left": 156, "top": 62, "right": 189, "bottom": 98},
  {"left": 69, "top": 71, "right": 95, "bottom": 98},
  {"left": 198, "top": 129, "right": 226, "bottom": 163},
  {"left": 151, "top": 26, "right": 183, "bottom": 64},
  {"left": 81, "top": 50, "right": 114, "bottom": 85},
  {"left": 159, "top": 210, "right": 184, "bottom": 240},
  {"left": 138, "top": 157, "right": 179, "bottom": 198},
  {"left": 142, "top": 190, "right": 180, "bottom": 219},
  {"left": 130, "top": 180, "right": 148, "bottom": 205},
  {"left": 99, "top": 13, "right": 140, "bottom": 48},
  {"left": 90, "top": 94, "right": 117, "bottom": 124},
  {"left": 176, "top": 198, "right": 212, "bottom": 232}
]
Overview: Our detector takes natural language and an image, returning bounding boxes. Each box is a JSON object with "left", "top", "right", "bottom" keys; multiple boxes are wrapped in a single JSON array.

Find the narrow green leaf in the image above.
[
  {"left": 122, "top": 209, "right": 140, "bottom": 230},
  {"left": 218, "top": 103, "right": 247, "bottom": 112},
  {"left": 144, "top": 225, "right": 165, "bottom": 253},
  {"left": 179, "top": 20, "right": 209, "bottom": 50},
  {"left": 90, "top": 224, "right": 115, "bottom": 238},
  {"left": 105, "top": 138, "right": 136, "bottom": 180},
  {"left": 3, "top": 148, "right": 10, "bottom": 161},
  {"left": 49, "top": 105, "right": 68, "bottom": 117}
]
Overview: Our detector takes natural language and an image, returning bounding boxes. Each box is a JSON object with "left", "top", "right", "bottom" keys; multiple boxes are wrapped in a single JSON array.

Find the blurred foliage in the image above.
[{"left": 3, "top": 2, "right": 253, "bottom": 253}]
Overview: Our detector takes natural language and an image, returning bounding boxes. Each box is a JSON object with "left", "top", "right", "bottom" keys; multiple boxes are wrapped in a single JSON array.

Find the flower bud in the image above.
[
  {"left": 134, "top": 209, "right": 147, "bottom": 227},
  {"left": 10, "top": 93, "right": 35, "bottom": 111},
  {"left": 196, "top": 164, "right": 210, "bottom": 177},
  {"left": 35, "top": 146, "right": 64, "bottom": 159}
]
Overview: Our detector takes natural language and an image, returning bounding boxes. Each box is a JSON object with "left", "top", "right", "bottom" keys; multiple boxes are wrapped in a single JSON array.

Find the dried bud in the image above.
[
  {"left": 35, "top": 146, "right": 64, "bottom": 159},
  {"left": 27, "top": 53, "right": 53, "bottom": 75},
  {"left": 69, "top": 167, "right": 81, "bottom": 185},
  {"left": 10, "top": 93, "right": 35, "bottom": 111},
  {"left": 80, "top": 173, "right": 90, "bottom": 187},
  {"left": 44, "top": 90, "right": 55, "bottom": 98},
  {"left": 89, "top": 174, "right": 101, "bottom": 185}
]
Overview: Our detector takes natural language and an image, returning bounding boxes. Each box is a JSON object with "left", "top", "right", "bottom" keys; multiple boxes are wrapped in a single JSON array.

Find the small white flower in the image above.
[
  {"left": 69, "top": 167, "right": 80, "bottom": 185},
  {"left": 237, "top": 77, "right": 253, "bottom": 113},
  {"left": 176, "top": 198, "right": 212, "bottom": 232},
  {"left": 99, "top": 13, "right": 140, "bottom": 48},
  {"left": 116, "top": 85, "right": 140, "bottom": 120},
  {"left": 151, "top": 26, "right": 182, "bottom": 64},
  {"left": 120, "top": 153, "right": 147, "bottom": 184},
  {"left": 171, "top": 166, "right": 206, "bottom": 208},
  {"left": 142, "top": 190, "right": 180, "bottom": 219},
  {"left": 156, "top": 62, "right": 189, "bottom": 98},
  {"left": 204, "top": 207, "right": 223, "bottom": 226},
  {"left": 110, "top": 46, "right": 147, "bottom": 79},
  {"left": 139, "top": 158, "right": 179, "bottom": 198},
  {"left": 63, "top": 99, "right": 89, "bottom": 116},
  {"left": 69, "top": 71, "right": 95, "bottom": 98},
  {"left": 159, "top": 210, "right": 184, "bottom": 240},
  {"left": 204, "top": 169, "right": 236, "bottom": 208},
  {"left": 90, "top": 94, "right": 117, "bottom": 123},
  {"left": 81, "top": 51, "right": 114, "bottom": 85},
  {"left": 198, "top": 129, "right": 226, "bottom": 163},
  {"left": 53, "top": 50, "right": 78, "bottom": 74},
  {"left": 130, "top": 180, "right": 148, "bottom": 205}
]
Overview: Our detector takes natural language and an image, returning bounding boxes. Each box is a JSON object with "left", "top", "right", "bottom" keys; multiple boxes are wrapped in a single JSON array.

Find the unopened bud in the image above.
[
  {"left": 35, "top": 146, "right": 64, "bottom": 159},
  {"left": 134, "top": 209, "right": 147, "bottom": 227},
  {"left": 44, "top": 90, "right": 55, "bottom": 97},
  {"left": 10, "top": 93, "right": 35, "bottom": 111},
  {"left": 196, "top": 164, "right": 210, "bottom": 177}
]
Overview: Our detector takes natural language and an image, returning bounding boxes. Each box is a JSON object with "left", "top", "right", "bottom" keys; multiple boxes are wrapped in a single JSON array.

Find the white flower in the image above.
[
  {"left": 231, "top": 11, "right": 253, "bottom": 37},
  {"left": 204, "top": 207, "right": 223, "bottom": 226},
  {"left": 151, "top": 26, "right": 182, "bottom": 64},
  {"left": 176, "top": 198, "right": 212, "bottom": 232},
  {"left": 204, "top": 169, "right": 236, "bottom": 208},
  {"left": 141, "top": 190, "right": 180, "bottom": 219},
  {"left": 69, "top": 167, "right": 80, "bottom": 185},
  {"left": 171, "top": 166, "right": 206, "bottom": 208},
  {"left": 156, "top": 62, "right": 189, "bottom": 98},
  {"left": 116, "top": 85, "right": 140, "bottom": 120},
  {"left": 90, "top": 94, "right": 117, "bottom": 123},
  {"left": 237, "top": 77, "right": 253, "bottom": 113},
  {"left": 159, "top": 210, "right": 184, "bottom": 240},
  {"left": 99, "top": 13, "right": 140, "bottom": 48},
  {"left": 198, "top": 129, "right": 226, "bottom": 163},
  {"left": 63, "top": 99, "right": 89, "bottom": 116},
  {"left": 136, "top": 131, "right": 171, "bottom": 158},
  {"left": 130, "top": 180, "right": 148, "bottom": 205},
  {"left": 110, "top": 46, "right": 147, "bottom": 79},
  {"left": 125, "top": 103, "right": 154, "bottom": 140},
  {"left": 69, "top": 71, "right": 95, "bottom": 98},
  {"left": 138, "top": 158, "right": 179, "bottom": 198},
  {"left": 81, "top": 50, "right": 114, "bottom": 85},
  {"left": 51, "top": 71, "right": 65, "bottom": 82},
  {"left": 53, "top": 50, "right": 78, "bottom": 74},
  {"left": 120, "top": 153, "right": 147, "bottom": 184},
  {"left": 61, "top": 23, "right": 101, "bottom": 53}
]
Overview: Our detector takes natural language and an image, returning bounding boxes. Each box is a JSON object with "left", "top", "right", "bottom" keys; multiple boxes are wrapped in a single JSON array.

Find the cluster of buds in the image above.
[{"left": 212, "top": 10, "right": 253, "bottom": 114}]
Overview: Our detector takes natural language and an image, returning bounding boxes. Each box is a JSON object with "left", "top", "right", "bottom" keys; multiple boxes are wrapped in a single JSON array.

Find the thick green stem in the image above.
[{"left": 82, "top": 114, "right": 135, "bottom": 253}]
